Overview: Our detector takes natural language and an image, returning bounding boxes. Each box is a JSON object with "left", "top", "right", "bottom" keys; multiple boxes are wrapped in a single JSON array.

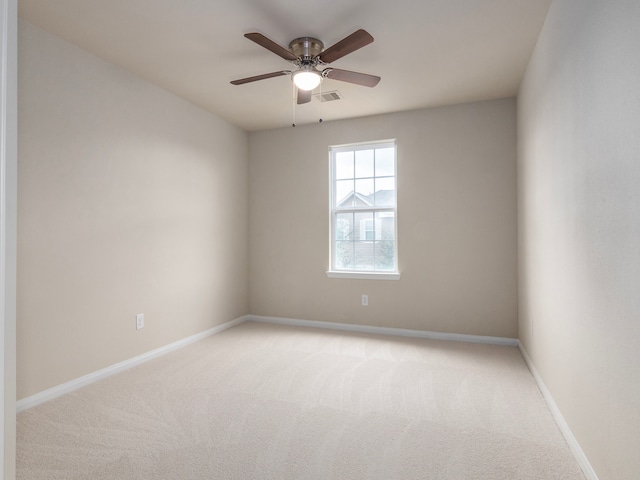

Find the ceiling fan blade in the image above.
[
  {"left": 244, "top": 33, "right": 298, "bottom": 61},
  {"left": 318, "top": 29, "right": 374, "bottom": 64},
  {"left": 324, "top": 68, "right": 381, "bottom": 87},
  {"left": 297, "top": 88, "right": 312, "bottom": 105},
  {"left": 230, "top": 70, "right": 290, "bottom": 85}
]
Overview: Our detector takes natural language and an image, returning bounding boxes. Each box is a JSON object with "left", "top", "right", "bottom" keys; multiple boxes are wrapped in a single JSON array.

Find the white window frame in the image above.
[{"left": 327, "top": 140, "right": 400, "bottom": 280}]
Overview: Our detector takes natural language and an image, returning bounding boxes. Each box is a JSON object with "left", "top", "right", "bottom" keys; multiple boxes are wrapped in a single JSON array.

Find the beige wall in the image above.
[
  {"left": 2, "top": 0, "right": 18, "bottom": 477},
  {"left": 249, "top": 99, "right": 517, "bottom": 338},
  {"left": 518, "top": 0, "right": 640, "bottom": 479},
  {"left": 17, "top": 21, "right": 249, "bottom": 399}
]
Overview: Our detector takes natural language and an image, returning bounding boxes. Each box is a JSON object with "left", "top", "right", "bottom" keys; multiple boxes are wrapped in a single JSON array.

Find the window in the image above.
[{"left": 328, "top": 140, "right": 399, "bottom": 279}]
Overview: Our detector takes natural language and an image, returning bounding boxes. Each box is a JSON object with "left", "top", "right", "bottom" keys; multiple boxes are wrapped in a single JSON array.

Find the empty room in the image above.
[{"left": 1, "top": 0, "right": 638, "bottom": 479}]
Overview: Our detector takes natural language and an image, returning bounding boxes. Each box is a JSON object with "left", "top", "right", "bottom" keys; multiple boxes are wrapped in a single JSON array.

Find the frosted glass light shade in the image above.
[{"left": 293, "top": 70, "right": 322, "bottom": 91}]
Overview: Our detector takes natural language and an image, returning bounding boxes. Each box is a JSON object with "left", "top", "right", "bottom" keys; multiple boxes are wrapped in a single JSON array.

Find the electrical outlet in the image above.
[
  {"left": 136, "top": 313, "right": 144, "bottom": 330},
  {"left": 362, "top": 294, "right": 368, "bottom": 306}
]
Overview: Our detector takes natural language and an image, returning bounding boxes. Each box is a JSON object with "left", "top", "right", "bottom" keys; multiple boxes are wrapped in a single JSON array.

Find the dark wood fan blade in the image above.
[
  {"left": 230, "top": 70, "right": 290, "bottom": 85},
  {"left": 244, "top": 33, "right": 298, "bottom": 61},
  {"left": 324, "top": 68, "right": 380, "bottom": 87},
  {"left": 318, "top": 29, "right": 374, "bottom": 64},
  {"left": 297, "top": 88, "right": 312, "bottom": 104}
]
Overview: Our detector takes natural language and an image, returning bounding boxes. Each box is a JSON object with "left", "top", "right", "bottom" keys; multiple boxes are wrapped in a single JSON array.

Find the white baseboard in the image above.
[
  {"left": 518, "top": 343, "right": 599, "bottom": 480},
  {"left": 248, "top": 315, "right": 519, "bottom": 347},
  {"left": 16, "top": 315, "right": 249, "bottom": 413}
]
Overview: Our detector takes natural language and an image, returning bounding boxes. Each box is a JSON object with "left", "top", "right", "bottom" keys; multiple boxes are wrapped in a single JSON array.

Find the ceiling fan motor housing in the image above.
[{"left": 289, "top": 37, "right": 324, "bottom": 65}]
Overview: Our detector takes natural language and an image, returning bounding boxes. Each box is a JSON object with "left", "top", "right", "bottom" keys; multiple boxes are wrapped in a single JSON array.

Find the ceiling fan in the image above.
[{"left": 230, "top": 29, "right": 381, "bottom": 105}]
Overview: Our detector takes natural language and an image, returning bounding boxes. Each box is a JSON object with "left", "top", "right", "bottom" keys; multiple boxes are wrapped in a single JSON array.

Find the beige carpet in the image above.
[{"left": 17, "top": 321, "right": 585, "bottom": 479}]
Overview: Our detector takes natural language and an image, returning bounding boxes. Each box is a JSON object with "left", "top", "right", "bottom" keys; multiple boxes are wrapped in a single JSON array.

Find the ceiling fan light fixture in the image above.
[{"left": 292, "top": 68, "right": 322, "bottom": 91}]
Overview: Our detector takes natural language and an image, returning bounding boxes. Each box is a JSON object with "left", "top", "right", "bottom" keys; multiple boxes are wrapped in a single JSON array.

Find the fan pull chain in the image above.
[
  {"left": 292, "top": 83, "right": 296, "bottom": 127},
  {"left": 318, "top": 81, "right": 323, "bottom": 124}
]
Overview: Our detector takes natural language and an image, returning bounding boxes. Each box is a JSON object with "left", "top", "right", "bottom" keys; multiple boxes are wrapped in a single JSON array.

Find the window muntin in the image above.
[{"left": 330, "top": 141, "right": 397, "bottom": 273}]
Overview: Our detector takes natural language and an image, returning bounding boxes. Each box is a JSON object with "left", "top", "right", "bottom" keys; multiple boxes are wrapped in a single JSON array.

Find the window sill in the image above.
[{"left": 326, "top": 271, "right": 401, "bottom": 281}]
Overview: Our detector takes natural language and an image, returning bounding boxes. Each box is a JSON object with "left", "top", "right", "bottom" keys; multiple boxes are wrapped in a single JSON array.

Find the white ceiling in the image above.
[{"left": 18, "top": 0, "right": 552, "bottom": 132}]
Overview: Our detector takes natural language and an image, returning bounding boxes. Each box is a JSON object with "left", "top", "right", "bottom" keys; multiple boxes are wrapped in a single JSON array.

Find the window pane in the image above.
[
  {"left": 335, "top": 179, "right": 354, "bottom": 207},
  {"left": 376, "top": 211, "right": 395, "bottom": 240},
  {"left": 354, "top": 242, "right": 375, "bottom": 269},
  {"left": 355, "top": 150, "right": 374, "bottom": 178},
  {"left": 374, "top": 177, "right": 395, "bottom": 206},
  {"left": 374, "top": 242, "right": 395, "bottom": 270},
  {"left": 355, "top": 179, "right": 374, "bottom": 205},
  {"left": 355, "top": 212, "right": 373, "bottom": 241},
  {"left": 335, "top": 241, "right": 354, "bottom": 269},
  {"left": 335, "top": 213, "right": 353, "bottom": 241},
  {"left": 335, "top": 151, "right": 354, "bottom": 180},
  {"left": 365, "top": 220, "right": 375, "bottom": 241},
  {"left": 375, "top": 147, "right": 395, "bottom": 177}
]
